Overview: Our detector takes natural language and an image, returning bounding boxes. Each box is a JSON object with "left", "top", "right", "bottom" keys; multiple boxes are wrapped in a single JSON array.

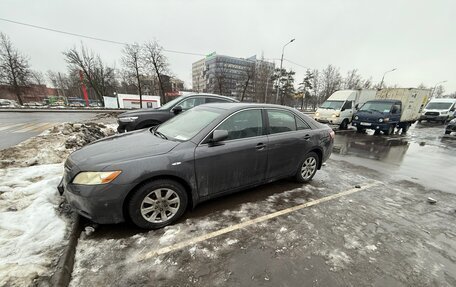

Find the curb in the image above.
[{"left": 51, "top": 214, "right": 81, "bottom": 287}]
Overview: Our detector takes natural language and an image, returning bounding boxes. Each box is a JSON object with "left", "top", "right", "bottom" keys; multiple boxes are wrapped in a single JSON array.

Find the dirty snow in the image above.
[
  {"left": 0, "top": 122, "right": 115, "bottom": 168},
  {"left": 0, "top": 164, "right": 67, "bottom": 287}
]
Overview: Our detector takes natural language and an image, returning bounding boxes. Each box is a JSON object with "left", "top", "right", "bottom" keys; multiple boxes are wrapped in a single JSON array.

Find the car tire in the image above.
[
  {"left": 339, "top": 119, "right": 348, "bottom": 130},
  {"left": 445, "top": 130, "right": 451, "bottom": 135},
  {"left": 401, "top": 123, "right": 410, "bottom": 134},
  {"left": 127, "top": 179, "right": 188, "bottom": 229},
  {"left": 384, "top": 124, "right": 395, "bottom": 135},
  {"left": 296, "top": 152, "right": 319, "bottom": 183}
]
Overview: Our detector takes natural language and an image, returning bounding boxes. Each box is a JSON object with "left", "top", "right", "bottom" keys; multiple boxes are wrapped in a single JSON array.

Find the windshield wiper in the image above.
[{"left": 154, "top": 130, "right": 168, "bottom": 140}]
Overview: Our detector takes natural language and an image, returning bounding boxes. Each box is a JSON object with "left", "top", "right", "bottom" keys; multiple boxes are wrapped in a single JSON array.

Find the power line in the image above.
[
  {"left": 0, "top": 17, "right": 205, "bottom": 56},
  {"left": 283, "top": 58, "right": 311, "bottom": 70}
]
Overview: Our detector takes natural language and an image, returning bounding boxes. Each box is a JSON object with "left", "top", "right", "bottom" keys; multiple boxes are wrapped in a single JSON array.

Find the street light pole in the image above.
[
  {"left": 275, "top": 38, "right": 295, "bottom": 104},
  {"left": 379, "top": 68, "right": 397, "bottom": 89},
  {"left": 430, "top": 80, "right": 447, "bottom": 99}
]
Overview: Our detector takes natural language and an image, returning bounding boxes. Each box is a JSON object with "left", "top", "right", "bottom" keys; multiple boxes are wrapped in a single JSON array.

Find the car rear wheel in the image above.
[
  {"left": 296, "top": 152, "right": 319, "bottom": 183},
  {"left": 127, "top": 179, "right": 188, "bottom": 229}
]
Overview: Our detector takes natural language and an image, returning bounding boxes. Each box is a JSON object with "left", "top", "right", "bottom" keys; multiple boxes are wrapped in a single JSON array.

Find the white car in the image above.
[{"left": 0, "top": 99, "right": 19, "bottom": 108}]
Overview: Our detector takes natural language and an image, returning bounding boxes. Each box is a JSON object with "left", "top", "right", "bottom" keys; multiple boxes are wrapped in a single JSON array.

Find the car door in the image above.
[
  {"left": 265, "top": 109, "right": 315, "bottom": 180},
  {"left": 194, "top": 109, "right": 268, "bottom": 197}
]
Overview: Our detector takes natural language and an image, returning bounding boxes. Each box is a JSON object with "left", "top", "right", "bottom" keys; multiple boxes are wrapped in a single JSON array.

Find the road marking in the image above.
[
  {"left": 0, "top": 123, "right": 24, "bottom": 131},
  {"left": 137, "top": 181, "right": 381, "bottom": 261},
  {"left": 5, "top": 122, "right": 56, "bottom": 133}
]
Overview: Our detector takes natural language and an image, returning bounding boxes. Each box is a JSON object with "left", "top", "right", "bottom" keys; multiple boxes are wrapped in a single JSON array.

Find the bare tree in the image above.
[
  {"left": 63, "top": 44, "right": 116, "bottom": 106},
  {"left": 240, "top": 63, "right": 255, "bottom": 102},
  {"left": 209, "top": 62, "right": 228, "bottom": 96},
  {"left": 143, "top": 41, "right": 169, "bottom": 104},
  {"left": 310, "top": 69, "right": 322, "bottom": 109},
  {"left": 320, "top": 65, "right": 342, "bottom": 102},
  {"left": 344, "top": 69, "right": 362, "bottom": 89},
  {"left": 0, "top": 32, "right": 31, "bottom": 105},
  {"left": 30, "top": 70, "right": 45, "bottom": 85},
  {"left": 298, "top": 70, "right": 314, "bottom": 110},
  {"left": 122, "top": 43, "right": 145, "bottom": 107},
  {"left": 434, "top": 85, "right": 445, "bottom": 98},
  {"left": 254, "top": 59, "right": 274, "bottom": 103}
]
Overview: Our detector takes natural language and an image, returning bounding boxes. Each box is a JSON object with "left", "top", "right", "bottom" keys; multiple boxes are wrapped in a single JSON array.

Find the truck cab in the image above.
[{"left": 352, "top": 100, "right": 402, "bottom": 135}]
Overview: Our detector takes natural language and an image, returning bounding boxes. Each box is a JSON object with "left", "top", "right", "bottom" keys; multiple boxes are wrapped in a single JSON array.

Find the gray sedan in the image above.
[{"left": 59, "top": 103, "right": 334, "bottom": 229}]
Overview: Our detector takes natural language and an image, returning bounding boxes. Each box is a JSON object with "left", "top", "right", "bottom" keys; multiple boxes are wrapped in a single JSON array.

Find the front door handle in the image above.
[
  {"left": 256, "top": 143, "right": 266, "bottom": 150},
  {"left": 303, "top": 134, "right": 311, "bottom": 140}
]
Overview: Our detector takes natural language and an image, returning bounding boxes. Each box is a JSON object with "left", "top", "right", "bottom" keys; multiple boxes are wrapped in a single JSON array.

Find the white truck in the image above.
[
  {"left": 314, "top": 89, "right": 376, "bottom": 129},
  {"left": 352, "top": 88, "right": 430, "bottom": 134},
  {"left": 419, "top": 98, "right": 456, "bottom": 123}
]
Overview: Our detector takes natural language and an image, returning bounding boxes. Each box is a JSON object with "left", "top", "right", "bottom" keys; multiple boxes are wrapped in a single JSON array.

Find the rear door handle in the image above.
[
  {"left": 303, "top": 134, "right": 311, "bottom": 140},
  {"left": 256, "top": 143, "right": 266, "bottom": 150}
]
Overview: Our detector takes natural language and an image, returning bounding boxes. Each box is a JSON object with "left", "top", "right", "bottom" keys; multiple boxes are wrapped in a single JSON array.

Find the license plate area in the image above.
[{"left": 360, "top": 122, "right": 371, "bottom": 126}]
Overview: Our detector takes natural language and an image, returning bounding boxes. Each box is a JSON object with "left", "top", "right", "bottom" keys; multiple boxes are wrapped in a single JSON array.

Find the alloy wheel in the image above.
[
  {"left": 140, "top": 188, "right": 181, "bottom": 223},
  {"left": 301, "top": 157, "right": 317, "bottom": 180}
]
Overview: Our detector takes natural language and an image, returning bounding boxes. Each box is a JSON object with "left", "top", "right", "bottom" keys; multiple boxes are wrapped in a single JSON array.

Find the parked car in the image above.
[
  {"left": 117, "top": 93, "right": 238, "bottom": 133},
  {"left": 0, "top": 99, "right": 19, "bottom": 107},
  {"left": 419, "top": 98, "right": 456, "bottom": 123},
  {"left": 445, "top": 118, "right": 456, "bottom": 135},
  {"left": 59, "top": 103, "right": 334, "bottom": 229}
]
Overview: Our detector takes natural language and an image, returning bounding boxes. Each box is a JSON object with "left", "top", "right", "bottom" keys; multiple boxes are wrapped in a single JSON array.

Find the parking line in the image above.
[{"left": 137, "top": 181, "right": 381, "bottom": 261}]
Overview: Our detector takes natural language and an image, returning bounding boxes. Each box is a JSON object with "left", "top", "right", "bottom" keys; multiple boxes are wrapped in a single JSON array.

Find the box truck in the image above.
[
  {"left": 352, "top": 88, "right": 430, "bottom": 135},
  {"left": 314, "top": 89, "right": 376, "bottom": 129}
]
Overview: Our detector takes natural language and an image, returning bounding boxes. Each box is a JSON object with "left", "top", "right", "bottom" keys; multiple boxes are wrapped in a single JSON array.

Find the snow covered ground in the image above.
[
  {"left": 0, "top": 164, "right": 67, "bottom": 286},
  {"left": 0, "top": 119, "right": 117, "bottom": 286}
]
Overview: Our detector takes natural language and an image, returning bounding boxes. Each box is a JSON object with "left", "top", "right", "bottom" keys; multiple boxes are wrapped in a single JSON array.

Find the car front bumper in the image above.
[
  {"left": 420, "top": 115, "right": 448, "bottom": 121},
  {"left": 58, "top": 178, "right": 134, "bottom": 224},
  {"left": 352, "top": 121, "right": 391, "bottom": 130},
  {"left": 314, "top": 117, "right": 342, "bottom": 125}
]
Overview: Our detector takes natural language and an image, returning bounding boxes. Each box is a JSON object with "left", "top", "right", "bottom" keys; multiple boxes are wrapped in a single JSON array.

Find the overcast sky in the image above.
[{"left": 1, "top": 0, "right": 455, "bottom": 92}]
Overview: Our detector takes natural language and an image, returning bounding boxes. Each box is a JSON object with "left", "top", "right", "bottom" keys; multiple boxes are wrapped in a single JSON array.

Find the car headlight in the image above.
[
  {"left": 378, "top": 118, "right": 384, "bottom": 123},
  {"left": 73, "top": 171, "right": 122, "bottom": 185},
  {"left": 441, "top": 111, "right": 448, "bottom": 114},
  {"left": 118, "top": 116, "right": 138, "bottom": 123},
  {"left": 315, "top": 112, "right": 320, "bottom": 117},
  {"left": 354, "top": 116, "right": 359, "bottom": 120}
]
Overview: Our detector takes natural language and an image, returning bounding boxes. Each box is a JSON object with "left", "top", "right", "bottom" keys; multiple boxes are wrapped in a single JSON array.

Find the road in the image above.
[
  {"left": 68, "top": 122, "right": 456, "bottom": 286},
  {"left": 0, "top": 112, "right": 99, "bottom": 150}
]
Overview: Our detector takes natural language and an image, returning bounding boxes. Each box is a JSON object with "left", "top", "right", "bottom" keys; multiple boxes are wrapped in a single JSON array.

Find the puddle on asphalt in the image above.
[{"left": 332, "top": 125, "right": 456, "bottom": 193}]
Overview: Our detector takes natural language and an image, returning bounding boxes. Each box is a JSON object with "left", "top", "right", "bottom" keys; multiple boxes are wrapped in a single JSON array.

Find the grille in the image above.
[{"left": 425, "top": 112, "right": 439, "bottom": 116}]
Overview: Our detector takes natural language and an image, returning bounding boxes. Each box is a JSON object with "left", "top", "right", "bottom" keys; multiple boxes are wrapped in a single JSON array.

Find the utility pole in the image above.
[{"left": 275, "top": 38, "right": 295, "bottom": 104}]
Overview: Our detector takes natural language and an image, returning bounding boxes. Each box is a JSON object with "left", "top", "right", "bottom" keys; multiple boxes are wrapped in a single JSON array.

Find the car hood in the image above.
[
  {"left": 68, "top": 129, "right": 179, "bottom": 169},
  {"left": 118, "top": 108, "right": 164, "bottom": 117},
  {"left": 316, "top": 108, "right": 339, "bottom": 117}
]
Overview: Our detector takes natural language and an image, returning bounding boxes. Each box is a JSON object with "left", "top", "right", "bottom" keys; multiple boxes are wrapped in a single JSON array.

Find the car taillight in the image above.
[{"left": 329, "top": 130, "right": 335, "bottom": 140}]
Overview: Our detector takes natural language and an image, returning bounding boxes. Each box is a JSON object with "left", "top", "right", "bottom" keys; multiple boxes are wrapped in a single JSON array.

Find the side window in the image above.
[
  {"left": 392, "top": 104, "right": 401, "bottom": 114},
  {"left": 215, "top": 110, "right": 263, "bottom": 140},
  {"left": 342, "top": 101, "right": 352, "bottom": 109},
  {"left": 178, "top": 97, "right": 205, "bottom": 110},
  {"left": 296, "top": 116, "right": 311, "bottom": 130},
  {"left": 205, "top": 97, "right": 231, "bottom": 104},
  {"left": 267, "top": 110, "right": 296, "bottom": 134}
]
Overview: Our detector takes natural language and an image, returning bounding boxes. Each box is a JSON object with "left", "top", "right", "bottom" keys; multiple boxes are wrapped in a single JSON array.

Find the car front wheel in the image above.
[
  {"left": 127, "top": 179, "right": 188, "bottom": 229},
  {"left": 296, "top": 152, "right": 320, "bottom": 183}
]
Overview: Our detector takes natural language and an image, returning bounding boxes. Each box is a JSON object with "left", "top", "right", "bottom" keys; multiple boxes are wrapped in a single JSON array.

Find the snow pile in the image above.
[
  {"left": 0, "top": 122, "right": 115, "bottom": 168},
  {"left": 0, "top": 164, "right": 67, "bottom": 287}
]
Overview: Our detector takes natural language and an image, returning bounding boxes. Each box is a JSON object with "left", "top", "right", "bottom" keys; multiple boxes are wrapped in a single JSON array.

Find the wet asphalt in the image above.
[{"left": 70, "top": 122, "right": 456, "bottom": 286}]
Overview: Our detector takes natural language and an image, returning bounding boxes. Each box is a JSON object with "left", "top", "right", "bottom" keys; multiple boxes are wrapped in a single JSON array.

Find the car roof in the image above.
[
  {"left": 200, "top": 102, "right": 299, "bottom": 112},
  {"left": 180, "top": 93, "right": 238, "bottom": 102},
  {"left": 428, "top": 98, "right": 456, "bottom": 103}
]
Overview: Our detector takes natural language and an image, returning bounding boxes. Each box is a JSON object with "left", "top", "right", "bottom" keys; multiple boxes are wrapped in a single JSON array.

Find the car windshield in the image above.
[
  {"left": 155, "top": 108, "right": 222, "bottom": 141},
  {"left": 158, "top": 96, "right": 184, "bottom": 110},
  {"left": 359, "top": 102, "right": 393, "bottom": 113},
  {"left": 320, "top": 100, "right": 344, "bottom": 110},
  {"left": 426, "top": 102, "right": 453, "bottom": 110}
]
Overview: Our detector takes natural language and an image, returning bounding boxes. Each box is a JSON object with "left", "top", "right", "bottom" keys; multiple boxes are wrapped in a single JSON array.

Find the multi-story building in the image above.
[{"left": 192, "top": 53, "right": 275, "bottom": 101}]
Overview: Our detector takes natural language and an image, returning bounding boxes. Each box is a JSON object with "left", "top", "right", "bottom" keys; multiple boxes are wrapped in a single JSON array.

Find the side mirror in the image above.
[
  {"left": 210, "top": 130, "right": 228, "bottom": 144},
  {"left": 172, "top": 105, "right": 183, "bottom": 114},
  {"left": 355, "top": 104, "right": 359, "bottom": 110},
  {"left": 341, "top": 107, "right": 345, "bottom": 112}
]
